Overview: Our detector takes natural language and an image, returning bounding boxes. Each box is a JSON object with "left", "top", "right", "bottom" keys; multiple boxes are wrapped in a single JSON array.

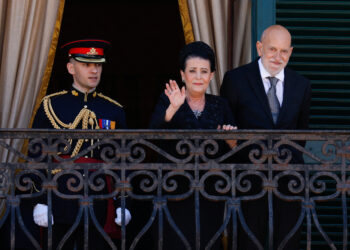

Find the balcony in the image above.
[{"left": 0, "top": 129, "right": 349, "bottom": 250}]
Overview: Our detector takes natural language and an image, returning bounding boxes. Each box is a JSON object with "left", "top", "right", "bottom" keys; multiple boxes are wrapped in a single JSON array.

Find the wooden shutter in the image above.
[
  {"left": 276, "top": 0, "right": 350, "bottom": 129},
  {"left": 276, "top": 1, "right": 350, "bottom": 249}
]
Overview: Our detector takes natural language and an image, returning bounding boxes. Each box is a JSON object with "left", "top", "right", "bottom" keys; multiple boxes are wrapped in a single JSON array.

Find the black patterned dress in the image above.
[{"left": 147, "top": 93, "right": 235, "bottom": 250}]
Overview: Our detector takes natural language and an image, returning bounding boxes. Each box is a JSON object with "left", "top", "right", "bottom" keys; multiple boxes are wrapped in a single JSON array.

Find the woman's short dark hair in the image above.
[{"left": 179, "top": 41, "right": 216, "bottom": 72}]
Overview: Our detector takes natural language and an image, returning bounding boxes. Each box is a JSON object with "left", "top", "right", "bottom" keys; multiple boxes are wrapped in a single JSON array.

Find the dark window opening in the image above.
[{"left": 48, "top": 0, "right": 186, "bottom": 128}]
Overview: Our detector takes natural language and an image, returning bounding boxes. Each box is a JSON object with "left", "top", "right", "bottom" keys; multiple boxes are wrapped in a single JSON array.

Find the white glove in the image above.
[
  {"left": 115, "top": 207, "right": 131, "bottom": 226},
  {"left": 33, "top": 204, "right": 54, "bottom": 227}
]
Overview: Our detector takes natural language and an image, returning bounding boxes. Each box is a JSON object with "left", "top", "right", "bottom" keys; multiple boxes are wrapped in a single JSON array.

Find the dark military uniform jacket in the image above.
[
  {"left": 31, "top": 87, "right": 127, "bottom": 224},
  {"left": 33, "top": 87, "right": 126, "bottom": 154}
]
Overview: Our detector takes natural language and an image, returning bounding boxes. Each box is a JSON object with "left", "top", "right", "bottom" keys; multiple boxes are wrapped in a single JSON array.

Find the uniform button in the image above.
[
  {"left": 84, "top": 155, "right": 88, "bottom": 158},
  {"left": 84, "top": 105, "right": 87, "bottom": 108},
  {"left": 85, "top": 139, "right": 88, "bottom": 142}
]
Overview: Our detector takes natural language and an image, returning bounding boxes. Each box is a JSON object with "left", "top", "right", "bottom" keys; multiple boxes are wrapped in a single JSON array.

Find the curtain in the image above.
[
  {"left": 0, "top": 0, "right": 64, "bottom": 162},
  {"left": 178, "top": 0, "right": 251, "bottom": 95},
  {"left": 0, "top": 0, "right": 65, "bottom": 213},
  {"left": 231, "top": 0, "right": 251, "bottom": 69}
]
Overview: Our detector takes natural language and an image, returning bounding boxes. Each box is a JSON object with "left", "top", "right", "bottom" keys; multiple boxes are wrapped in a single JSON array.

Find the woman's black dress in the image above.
[
  {"left": 150, "top": 93, "right": 234, "bottom": 130},
  {"left": 147, "top": 93, "right": 235, "bottom": 250}
]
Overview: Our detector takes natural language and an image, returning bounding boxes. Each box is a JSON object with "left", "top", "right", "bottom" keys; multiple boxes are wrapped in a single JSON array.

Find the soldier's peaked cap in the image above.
[{"left": 61, "top": 39, "right": 111, "bottom": 63}]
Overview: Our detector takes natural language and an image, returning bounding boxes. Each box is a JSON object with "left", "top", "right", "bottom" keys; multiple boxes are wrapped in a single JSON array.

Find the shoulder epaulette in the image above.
[
  {"left": 41, "top": 90, "right": 68, "bottom": 102},
  {"left": 97, "top": 92, "right": 123, "bottom": 108}
]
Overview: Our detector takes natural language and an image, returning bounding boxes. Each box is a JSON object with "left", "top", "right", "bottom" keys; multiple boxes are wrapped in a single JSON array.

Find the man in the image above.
[
  {"left": 220, "top": 25, "right": 311, "bottom": 249},
  {"left": 30, "top": 39, "right": 131, "bottom": 249}
]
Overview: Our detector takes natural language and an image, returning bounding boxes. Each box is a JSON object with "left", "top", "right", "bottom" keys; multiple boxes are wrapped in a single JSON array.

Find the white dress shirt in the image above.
[{"left": 258, "top": 58, "right": 284, "bottom": 106}]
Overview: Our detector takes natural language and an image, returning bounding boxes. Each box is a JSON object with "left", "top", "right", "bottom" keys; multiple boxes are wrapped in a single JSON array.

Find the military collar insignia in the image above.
[{"left": 71, "top": 89, "right": 97, "bottom": 100}]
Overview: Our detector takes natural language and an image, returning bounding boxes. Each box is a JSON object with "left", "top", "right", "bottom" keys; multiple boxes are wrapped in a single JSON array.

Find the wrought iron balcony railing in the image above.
[{"left": 0, "top": 129, "right": 349, "bottom": 250}]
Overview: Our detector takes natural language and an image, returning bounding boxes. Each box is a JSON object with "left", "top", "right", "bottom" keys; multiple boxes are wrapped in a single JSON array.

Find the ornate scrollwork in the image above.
[
  {"left": 127, "top": 170, "right": 158, "bottom": 200},
  {"left": 126, "top": 139, "right": 146, "bottom": 163},
  {"left": 52, "top": 170, "right": 83, "bottom": 198},
  {"left": 199, "top": 171, "right": 230, "bottom": 201},
  {"left": 15, "top": 169, "right": 46, "bottom": 195},
  {"left": 1, "top": 129, "right": 350, "bottom": 249},
  {"left": 272, "top": 139, "right": 294, "bottom": 164},
  {"left": 99, "top": 139, "right": 121, "bottom": 162},
  {"left": 162, "top": 171, "right": 194, "bottom": 200},
  {"left": 163, "top": 139, "right": 195, "bottom": 163},
  {"left": 27, "top": 138, "right": 49, "bottom": 162},
  {"left": 88, "top": 168, "right": 108, "bottom": 192},
  {"left": 247, "top": 140, "right": 268, "bottom": 164},
  {"left": 309, "top": 172, "right": 340, "bottom": 200},
  {"left": 321, "top": 140, "right": 340, "bottom": 164},
  {"left": 273, "top": 171, "right": 305, "bottom": 200},
  {"left": 236, "top": 170, "right": 267, "bottom": 200},
  {"left": 198, "top": 139, "right": 219, "bottom": 162}
]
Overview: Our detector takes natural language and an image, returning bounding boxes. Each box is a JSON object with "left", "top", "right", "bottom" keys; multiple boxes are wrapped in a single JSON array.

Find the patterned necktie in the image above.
[{"left": 267, "top": 77, "right": 280, "bottom": 124}]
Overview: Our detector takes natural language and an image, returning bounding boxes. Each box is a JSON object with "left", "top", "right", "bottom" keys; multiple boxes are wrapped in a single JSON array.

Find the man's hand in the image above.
[
  {"left": 115, "top": 207, "right": 132, "bottom": 226},
  {"left": 33, "top": 204, "right": 54, "bottom": 227}
]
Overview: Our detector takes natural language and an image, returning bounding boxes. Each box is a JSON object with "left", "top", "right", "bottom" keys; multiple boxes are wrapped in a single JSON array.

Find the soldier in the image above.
[{"left": 30, "top": 39, "right": 131, "bottom": 249}]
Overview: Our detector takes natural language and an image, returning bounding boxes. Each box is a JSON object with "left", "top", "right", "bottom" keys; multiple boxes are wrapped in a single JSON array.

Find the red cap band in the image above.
[{"left": 69, "top": 47, "right": 104, "bottom": 56}]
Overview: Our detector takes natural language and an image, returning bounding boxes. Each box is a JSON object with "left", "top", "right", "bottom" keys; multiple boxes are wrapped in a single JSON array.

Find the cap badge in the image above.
[{"left": 87, "top": 48, "right": 98, "bottom": 55}]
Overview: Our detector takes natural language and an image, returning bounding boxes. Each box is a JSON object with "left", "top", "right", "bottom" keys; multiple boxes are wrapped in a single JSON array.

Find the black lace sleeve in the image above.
[{"left": 149, "top": 92, "right": 180, "bottom": 129}]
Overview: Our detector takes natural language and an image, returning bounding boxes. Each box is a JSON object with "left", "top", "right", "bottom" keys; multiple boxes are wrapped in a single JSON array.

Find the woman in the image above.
[
  {"left": 150, "top": 41, "right": 235, "bottom": 134},
  {"left": 149, "top": 41, "right": 236, "bottom": 249}
]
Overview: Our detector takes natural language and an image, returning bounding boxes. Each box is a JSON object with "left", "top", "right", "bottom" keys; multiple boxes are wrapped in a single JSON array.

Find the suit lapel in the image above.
[{"left": 246, "top": 60, "right": 274, "bottom": 122}]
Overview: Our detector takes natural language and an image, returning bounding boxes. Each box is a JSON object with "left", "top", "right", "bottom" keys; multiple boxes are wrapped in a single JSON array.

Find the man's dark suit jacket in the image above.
[
  {"left": 220, "top": 58, "right": 311, "bottom": 249},
  {"left": 220, "top": 58, "right": 311, "bottom": 163}
]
